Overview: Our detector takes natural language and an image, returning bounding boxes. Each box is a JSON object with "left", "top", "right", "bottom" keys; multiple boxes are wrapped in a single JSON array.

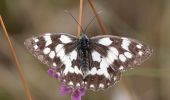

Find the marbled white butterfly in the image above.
[{"left": 24, "top": 32, "right": 152, "bottom": 91}]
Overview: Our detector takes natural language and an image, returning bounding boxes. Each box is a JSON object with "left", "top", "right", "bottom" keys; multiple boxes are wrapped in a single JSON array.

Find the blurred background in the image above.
[{"left": 0, "top": 0, "right": 169, "bottom": 100}]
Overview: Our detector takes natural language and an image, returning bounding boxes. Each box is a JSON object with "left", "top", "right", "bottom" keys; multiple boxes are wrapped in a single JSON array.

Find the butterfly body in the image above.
[
  {"left": 78, "top": 33, "right": 90, "bottom": 74},
  {"left": 24, "top": 33, "right": 152, "bottom": 90}
]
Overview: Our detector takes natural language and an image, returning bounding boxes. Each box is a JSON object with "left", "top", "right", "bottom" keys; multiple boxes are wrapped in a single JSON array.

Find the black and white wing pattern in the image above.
[
  {"left": 24, "top": 33, "right": 78, "bottom": 68},
  {"left": 90, "top": 35, "right": 152, "bottom": 72},
  {"left": 24, "top": 33, "right": 84, "bottom": 87},
  {"left": 84, "top": 48, "right": 121, "bottom": 90},
  {"left": 84, "top": 35, "right": 152, "bottom": 90},
  {"left": 24, "top": 33, "right": 152, "bottom": 91}
]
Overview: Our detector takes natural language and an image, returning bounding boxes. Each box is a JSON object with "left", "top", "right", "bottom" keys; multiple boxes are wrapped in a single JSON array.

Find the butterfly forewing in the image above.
[
  {"left": 90, "top": 35, "right": 153, "bottom": 72},
  {"left": 24, "top": 33, "right": 79, "bottom": 68}
]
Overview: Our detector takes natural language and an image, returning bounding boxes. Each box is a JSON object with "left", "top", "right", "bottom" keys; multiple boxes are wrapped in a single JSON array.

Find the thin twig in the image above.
[
  {"left": 77, "top": 0, "right": 84, "bottom": 37},
  {"left": 88, "top": 0, "right": 107, "bottom": 34},
  {"left": 0, "top": 16, "right": 32, "bottom": 100}
]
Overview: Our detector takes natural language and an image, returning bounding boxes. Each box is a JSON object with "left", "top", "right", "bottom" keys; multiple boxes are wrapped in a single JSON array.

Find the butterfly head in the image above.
[
  {"left": 80, "top": 33, "right": 89, "bottom": 48},
  {"left": 80, "top": 33, "right": 88, "bottom": 38}
]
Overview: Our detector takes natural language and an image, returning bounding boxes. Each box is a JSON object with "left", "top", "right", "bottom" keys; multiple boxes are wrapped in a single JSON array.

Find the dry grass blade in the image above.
[
  {"left": 0, "top": 16, "right": 32, "bottom": 100},
  {"left": 88, "top": 0, "right": 107, "bottom": 34},
  {"left": 77, "top": 0, "right": 84, "bottom": 37}
]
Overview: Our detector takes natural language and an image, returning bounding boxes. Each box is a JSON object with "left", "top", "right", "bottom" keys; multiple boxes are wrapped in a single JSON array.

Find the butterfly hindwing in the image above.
[
  {"left": 60, "top": 48, "right": 84, "bottom": 88},
  {"left": 84, "top": 47, "right": 121, "bottom": 90},
  {"left": 90, "top": 35, "right": 152, "bottom": 72}
]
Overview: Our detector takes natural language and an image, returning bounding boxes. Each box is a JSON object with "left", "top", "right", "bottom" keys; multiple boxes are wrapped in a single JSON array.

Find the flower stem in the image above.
[
  {"left": 77, "top": 0, "right": 84, "bottom": 37},
  {"left": 88, "top": 0, "right": 107, "bottom": 34},
  {"left": 0, "top": 16, "right": 32, "bottom": 100}
]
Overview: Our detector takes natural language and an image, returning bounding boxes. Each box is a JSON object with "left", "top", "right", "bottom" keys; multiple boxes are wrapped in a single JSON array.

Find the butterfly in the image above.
[{"left": 24, "top": 32, "right": 152, "bottom": 91}]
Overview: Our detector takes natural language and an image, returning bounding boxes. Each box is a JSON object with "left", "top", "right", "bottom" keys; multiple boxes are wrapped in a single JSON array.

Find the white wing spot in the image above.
[
  {"left": 33, "top": 45, "right": 38, "bottom": 50},
  {"left": 63, "top": 58, "right": 74, "bottom": 74},
  {"left": 119, "top": 66, "right": 124, "bottom": 70},
  {"left": 109, "top": 47, "right": 119, "bottom": 56},
  {"left": 85, "top": 81, "right": 87, "bottom": 85},
  {"left": 57, "top": 48, "right": 65, "bottom": 61},
  {"left": 76, "top": 83, "right": 80, "bottom": 87},
  {"left": 97, "top": 58, "right": 110, "bottom": 79},
  {"left": 90, "top": 84, "right": 95, "bottom": 88},
  {"left": 99, "top": 83, "right": 104, "bottom": 88},
  {"left": 98, "top": 38, "right": 112, "bottom": 46},
  {"left": 44, "top": 35, "right": 52, "bottom": 46},
  {"left": 107, "top": 51, "right": 117, "bottom": 63},
  {"left": 92, "top": 51, "right": 101, "bottom": 62},
  {"left": 62, "top": 50, "right": 80, "bottom": 75},
  {"left": 49, "top": 51, "right": 55, "bottom": 59},
  {"left": 59, "top": 35, "right": 72, "bottom": 44},
  {"left": 107, "top": 47, "right": 119, "bottom": 63},
  {"left": 55, "top": 44, "right": 64, "bottom": 53},
  {"left": 138, "top": 51, "right": 143, "bottom": 56},
  {"left": 100, "top": 58, "right": 110, "bottom": 68},
  {"left": 53, "top": 63, "right": 57, "bottom": 67},
  {"left": 121, "top": 37, "right": 131, "bottom": 51},
  {"left": 74, "top": 66, "right": 82, "bottom": 75},
  {"left": 34, "top": 38, "right": 39, "bottom": 42},
  {"left": 114, "top": 76, "right": 117, "bottom": 81},
  {"left": 96, "top": 69, "right": 104, "bottom": 75},
  {"left": 70, "top": 50, "right": 77, "bottom": 61},
  {"left": 119, "top": 54, "right": 126, "bottom": 62},
  {"left": 124, "top": 52, "right": 133, "bottom": 58},
  {"left": 81, "top": 81, "right": 84, "bottom": 85},
  {"left": 43, "top": 48, "right": 51, "bottom": 54},
  {"left": 89, "top": 67, "right": 97, "bottom": 75},
  {"left": 136, "top": 44, "right": 142, "bottom": 49},
  {"left": 68, "top": 81, "right": 73, "bottom": 86},
  {"left": 68, "top": 66, "right": 75, "bottom": 73}
]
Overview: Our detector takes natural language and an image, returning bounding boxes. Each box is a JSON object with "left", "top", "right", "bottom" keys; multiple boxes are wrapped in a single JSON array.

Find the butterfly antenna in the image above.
[
  {"left": 64, "top": 10, "right": 85, "bottom": 33},
  {"left": 84, "top": 10, "right": 102, "bottom": 33}
]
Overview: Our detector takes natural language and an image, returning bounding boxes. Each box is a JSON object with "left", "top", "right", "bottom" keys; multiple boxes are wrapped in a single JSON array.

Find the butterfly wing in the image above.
[
  {"left": 25, "top": 33, "right": 152, "bottom": 91},
  {"left": 59, "top": 48, "right": 84, "bottom": 88},
  {"left": 83, "top": 35, "right": 152, "bottom": 91},
  {"left": 24, "top": 33, "right": 79, "bottom": 68},
  {"left": 84, "top": 47, "right": 121, "bottom": 90},
  {"left": 24, "top": 33, "right": 85, "bottom": 88},
  {"left": 90, "top": 35, "right": 153, "bottom": 72}
]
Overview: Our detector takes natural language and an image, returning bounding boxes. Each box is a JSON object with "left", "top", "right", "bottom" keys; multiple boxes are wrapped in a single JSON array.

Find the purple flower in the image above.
[
  {"left": 60, "top": 84, "right": 72, "bottom": 96},
  {"left": 71, "top": 88, "right": 85, "bottom": 100},
  {"left": 47, "top": 68, "right": 59, "bottom": 78},
  {"left": 60, "top": 84, "right": 86, "bottom": 100},
  {"left": 48, "top": 68, "right": 86, "bottom": 100}
]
